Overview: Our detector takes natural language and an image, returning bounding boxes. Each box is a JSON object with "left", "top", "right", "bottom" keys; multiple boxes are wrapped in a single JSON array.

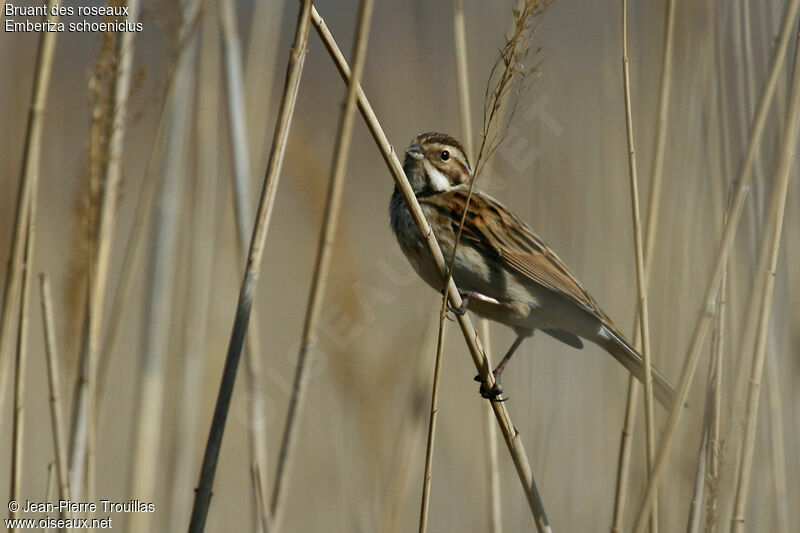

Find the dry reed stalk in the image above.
[
  {"left": 689, "top": 275, "right": 725, "bottom": 533},
  {"left": 643, "top": 0, "right": 676, "bottom": 274},
  {"left": 95, "top": 7, "right": 204, "bottom": 409},
  {"left": 704, "top": 189, "right": 730, "bottom": 533},
  {"left": 418, "top": 3, "right": 479, "bottom": 532},
  {"left": 480, "top": 364, "right": 502, "bottom": 532},
  {"left": 453, "top": 3, "right": 501, "bottom": 531},
  {"left": 167, "top": 5, "right": 223, "bottom": 531},
  {"left": 0, "top": 0, "right": 59, "bottom": 431},
  {"left": 610, "top": 374, "right": 638, "bottom": 533},
  {"left": 188, "top": 2, "right": 314, "bottom": 530},
  {"left": 729, "top": 25, "right": 800, "bottom": 531},
  {"left": 621, "top": 1, "right": 658, "bottom": 531},
  {"left": 687, "top": 425, "right": 709, "bottom": 533},
  {"left": 219, "top": 0, "right": 256, "bottom": 238},
  {"left": 708, "top": 0, "right": 736, "bottom": 365},
  {"left": 96, "top": 3, "right": 208, "bottom": 415},
  {"left": 454, "top": 0, "right": 474, "bottom": 155},
  {"left": 252, "top": 464, "right": 271, "bottom": 533},
  {"left": 730, "top": 2, "right": 772, "bottom": 311},
  {"left": 417, "top": 309, "right": 448, "bottom": 533},
  {"left": 95, "top": 0, "right": 204, "bottom": 397},
  {"left": 309, "top": 7, "right": 550, "bottom": 531},
  {"left": 9, "top": 183, "right": 36, "bottom": 525},
  {"left": 217, "top": 0, "right": 270, "bottom": 526},
  {"left": 729, "top": 0, "right": 773, "bottom": 323},
  {"left": 428, "top": 1, "right": 545, "bottom": 525},
  {"left": 270, "top": 2, "right": 375, "bottom": 531},
  {"left": 729, "top": 223, "right": 773, "bottom": 406},
  {"left": 629, "top": 1, "right": 800, "bottom": 530},
  {"left": 610, "top": 2, "right": 677, "bottom": 517},
  {"left": 378, "top": 320, "right": 439, "bottom": 533},
  {"left": 731, "top": 2, "right": 759, "bottom": 166},
  {"left": 244, "top": 0, "right": 286, "bottom": 173},
  {"left": 445, "top": 0, "right": 544, "bottom": 422},
  {"left": 712, "top": 2, "right": 733, "bottom": 194},
  {"left": 473, "top": 0, "right": 548, "bottom": 178},
  {"left": 764, "top": 347, "right": 789, "bottom": 533},
  {"left": 83, "top": 0, "right": 141, "bottom": 504},
  {"left": 429, "top": 0, "right": 544, "bottom": 527},
  {"left": 96, "top": 90, "right": 168, "bottom": 410},
  {"left": 39, "top": 274, "right": 72, "bottom": 510},
  {"left": 128, "top": 3, "right": 197, "bottom": 531},
  {"left": 44, "top": 462, "right": 55, "bottom": 533},
  {"left": 70, "top": 0, "right": 139, "bottom": 501}
]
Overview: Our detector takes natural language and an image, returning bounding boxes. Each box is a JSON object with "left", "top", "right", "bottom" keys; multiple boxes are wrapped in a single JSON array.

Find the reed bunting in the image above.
[{"left": 390, "top": 132, "right": 676, "bottom": 407}]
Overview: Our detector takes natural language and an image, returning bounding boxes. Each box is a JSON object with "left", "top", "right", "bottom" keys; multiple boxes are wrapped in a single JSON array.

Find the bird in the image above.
[{"left": 389, "top": 132, "right": 676, "bottom": 408}]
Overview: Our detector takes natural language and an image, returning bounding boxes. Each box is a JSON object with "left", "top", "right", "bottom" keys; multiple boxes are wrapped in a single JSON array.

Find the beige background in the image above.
[{"left": 0, "top": 0, "right": 798, "bottom": 531}]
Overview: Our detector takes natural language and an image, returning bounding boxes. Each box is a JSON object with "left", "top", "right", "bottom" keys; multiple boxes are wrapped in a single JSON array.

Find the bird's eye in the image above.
[{"left": 440, "top": 150, "right": 450, "bottom": 161}]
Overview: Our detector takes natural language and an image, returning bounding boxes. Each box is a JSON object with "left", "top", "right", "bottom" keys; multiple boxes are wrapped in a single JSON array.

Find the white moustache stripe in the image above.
[{"left": 423, "top": 161, "right": 452, "bottom": 191}]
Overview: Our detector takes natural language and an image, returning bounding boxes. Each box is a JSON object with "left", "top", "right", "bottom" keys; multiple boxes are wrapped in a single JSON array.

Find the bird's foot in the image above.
[
  {"left": 446, "top": 292, "right": 470, "bottom": 316},
  {"left": 473, "top": 373, "right": 506, "bottom": 402}
]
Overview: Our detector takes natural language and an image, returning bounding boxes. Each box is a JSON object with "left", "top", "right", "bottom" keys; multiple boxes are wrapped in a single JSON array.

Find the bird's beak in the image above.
[{"left": 405, "top": 144, "right": 424, "bottom": 160}]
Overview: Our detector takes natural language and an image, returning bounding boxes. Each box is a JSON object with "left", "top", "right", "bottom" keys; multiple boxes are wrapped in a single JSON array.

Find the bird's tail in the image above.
[{"left": 599, "top": 326, "right": 677, "bottom": 409}]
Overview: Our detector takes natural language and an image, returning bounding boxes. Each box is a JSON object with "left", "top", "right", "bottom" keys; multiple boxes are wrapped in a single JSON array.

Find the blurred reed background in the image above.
[{"left": 0, "top": 0, "right": 798, "bottom": 531}]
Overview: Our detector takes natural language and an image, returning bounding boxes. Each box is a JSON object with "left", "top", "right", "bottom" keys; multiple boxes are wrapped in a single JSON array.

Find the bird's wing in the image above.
[{"left": 420, "top": 186, "right": 610, "bottom": 322}]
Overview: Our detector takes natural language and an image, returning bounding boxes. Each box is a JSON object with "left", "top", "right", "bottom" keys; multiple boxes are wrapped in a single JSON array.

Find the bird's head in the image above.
[{"left": 402, "top": 132, "right": 472, "bottom": 196}]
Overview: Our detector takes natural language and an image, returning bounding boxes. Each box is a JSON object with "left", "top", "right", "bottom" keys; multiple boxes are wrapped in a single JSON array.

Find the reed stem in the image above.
[
  {"left": 188, "top": 2, "right": 314, "bottom": 530},
  {"left": 631, "top": 1, "right": 800, "bottom": 530},
  {"left": 0, "top": 0, "right": 59, "bottom": 433},
  {"left": 729, "top": 23, "right": 800, "bottom": 533},
  {"left": 310, "top": 6, "right": 551, "bottom": 530},
  {"left": 621, "top": 2, "right": 659, "bottom": 530},
  {"left": 39, "top": 274, "right": 72, "bottom": 511},
  {"left": 270, "top": 1, "right": 375, "bottom": 530}
]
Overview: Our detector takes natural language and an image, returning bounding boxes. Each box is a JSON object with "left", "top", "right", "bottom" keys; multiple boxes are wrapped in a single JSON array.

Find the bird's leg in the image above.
[
  {"left": 493, "top": 334, "right": 525, "bottom": 378},
  {"left": 475, "top": 334, "right": 526, "bottom": 401},
  {"left": 445, "top": 290, "right": 508, "bottom": 317}
]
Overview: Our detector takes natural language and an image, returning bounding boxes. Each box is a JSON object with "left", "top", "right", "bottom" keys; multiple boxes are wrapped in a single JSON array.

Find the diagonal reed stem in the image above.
[
  {"left": 620, "top": 1, "right": 658, "bottom": 531},
  {"left": 252, "top": 464, "right": 271, "bottom": 533},
  {"left": 418, "top": 2, "right": 480, "bottom": 532},
  {"left": 95, "top": 0, "right": 204, "bottom": 417},
  {"left": 9, "top": 175, "right": 37, "bottom": 525},
  {"left": 630, "top": 1, "right": 800, "bottom": 530},
  {"left": 686, "top": 423, "right": 709, "bottom": 533},
  {"left": 729, "top": 23, "right": 800, "bottom": 532},
  {"left": 217, "top": 0, "right": 271, "bottom": 527},
  {"left": 703, "top": 184, "right": 730, "bottom": 533},
  {"left": 67, "top": 2, "right": 141, "bottom": 504},
  {"left": 269, "top": 1, "right": 375, "bottom": 531},
  {"left": 127, "top": 4, "right": 193, "bottom": 531},
  {"left": 643, "top": 0, "right": 676, "bottom": 277},
  {"left": 453, "top": 2, "right": 502, "bottom": 531},
  {"left": 39, "top": 274, "right": 72, "bottom": 512},
  {"left": 0, "top": 0, "right": 59, "bottom": 434},
  {"left": 7, "top": 6, "right": 56, "bottom": 525},
  {"left": 309, "top": 6, "right": 551, "bottom": 531},
  {"left": 168, "top": 6, "right": 224, "bottom": 530},
  {"left": 96, "top": 74, "right": 171, "bottom": 413},
  {"left": 764, "top": 342, "right": 789, "bottom": 533},
  {"left": 454, "top": 0, "right": 474, "bottom": 157},
  {"left": 379, "top": 319, "right": 440, "bottom": 533},
  {"left": 417, "top": 307, "right": 447, "bottom": 533},
  {"left": 611, "top": 0, "right": 675, "bottom": 528},
  {"left": 188, "top": 2, "right": 314, "bottom": 530}
]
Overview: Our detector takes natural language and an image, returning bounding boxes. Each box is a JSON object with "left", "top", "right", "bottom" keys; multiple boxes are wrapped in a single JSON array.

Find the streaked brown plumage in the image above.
[{"left": 390, "top": 132, "right": 676, "bottom": 407}]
